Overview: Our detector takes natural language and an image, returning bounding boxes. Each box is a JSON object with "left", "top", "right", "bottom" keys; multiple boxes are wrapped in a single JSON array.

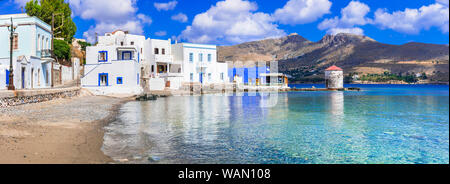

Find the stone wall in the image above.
[{"left": 0, "top": 87, "right": 80, "bottom": 108}]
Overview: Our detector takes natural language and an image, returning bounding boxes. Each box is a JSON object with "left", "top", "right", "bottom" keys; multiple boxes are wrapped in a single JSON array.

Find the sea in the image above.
[{"left": 102, "top": 84, "right": 449, "bottom": 164}]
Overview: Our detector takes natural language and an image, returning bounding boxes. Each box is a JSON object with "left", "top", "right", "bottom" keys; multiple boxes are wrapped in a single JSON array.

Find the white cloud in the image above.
[
  {"left": 155, "top": 31, "right": 167, "bottom": 37},
  {"left": 12, "top": 0, "right": 30, "bottom": 7},
  {"left": 68, "top": 0, "right": 152, "bottom": 43},
  {"left": 171, "top": 13, "right": 188, "bottom": 23},
  {"left": 374, "top": 1, "right": 449, "bottom": 34},
  {"left": 273, "top": 0, "right": 332, "bottom": 25},
  {"left": 318, "top": 1, "right": 371, "bottom": 35},
  {"left": 154, "top": 1, "right": 178, "bottom": 11},
  {"left": 180, "top": 0, "right": 286, "bottom": 45},
  {"left": 137, "top": 13, "right": 153, "bottom": 25}
]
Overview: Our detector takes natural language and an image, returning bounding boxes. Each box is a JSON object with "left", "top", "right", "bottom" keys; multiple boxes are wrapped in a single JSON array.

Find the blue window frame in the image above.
[
  {"left": 208, "top": 54, "right": 212, "bottom": 62},
  {"left": 98, "top": 51, "right": 108, "bottom": 62},
  {"left": 189, "top": 53, "right": 194, "bottom": 63},
  {"left": 199, "top": 53, "right": 203, "bottom": 62},
  {"left": 5, "top": 70, "right": 9, "bottom": 85},
  {"left": 138, "top": 53, "right": 140, "bottom": 63},
  {"left": 117, "top": 77, "right": 123, "bottom": 84},
  {"left": 122, "top": 51, "right": 133, "bottom": 60},
  {"left": 98, "top": 73, "right": 108, "bottom": 86},
  {"left": 137, "top": 74, "right": 140, "bottom": 85}
]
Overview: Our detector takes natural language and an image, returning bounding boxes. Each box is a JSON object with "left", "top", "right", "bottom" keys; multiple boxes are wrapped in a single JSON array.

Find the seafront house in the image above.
[
  {"left": 144, "top": 38, "right": 184, "bottom": 90},
  {"left": 171, "top": 43, "right": 228, "bottom": 87},
  {"left": 81, "top": 30, "right": 144, "bottom": 95},
  {"left": 0, "top": 13, "right": 54, "bottom": 90}
]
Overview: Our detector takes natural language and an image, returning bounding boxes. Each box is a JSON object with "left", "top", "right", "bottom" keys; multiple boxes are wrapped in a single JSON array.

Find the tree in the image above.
[
  {"left": 25, "top": 0, "right": 76, "bottom": 42},
  {"left": 77, "top": 40, "right": 91, "bottom": 52},
  {"left": 53, "top": 39, "right": 71, "bottom": 63}
]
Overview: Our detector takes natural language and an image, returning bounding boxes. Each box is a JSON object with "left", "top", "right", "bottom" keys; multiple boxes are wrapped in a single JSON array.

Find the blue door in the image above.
[
  {"left": 21, "top": 68, "right": 25, "bottom": 89},
  {"left": 244, "top": 68, "right": 249, "bottom": 84},
  {"left": 5, "top": 70, "right": 9, "bottom": 85}
]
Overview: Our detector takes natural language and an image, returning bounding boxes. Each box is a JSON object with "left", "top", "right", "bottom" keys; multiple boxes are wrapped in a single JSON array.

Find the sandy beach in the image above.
[{"left": 0, "top": 95, "right": 129, "bottom": 164}]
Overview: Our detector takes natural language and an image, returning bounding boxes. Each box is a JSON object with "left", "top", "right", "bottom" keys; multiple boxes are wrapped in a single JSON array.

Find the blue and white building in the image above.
[
  {"left": 81, "top": 30, "right": 144, "bottom": 95},
  {"left": 0, "top": 13, "right": 54, "bottom": 90},
  {"left": 172, "top": 43, "right": 228, "bottom": 86}
]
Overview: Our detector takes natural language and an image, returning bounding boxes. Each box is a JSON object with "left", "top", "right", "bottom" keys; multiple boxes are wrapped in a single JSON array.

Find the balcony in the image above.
[
  {"left": 154, "top": 54, "right": 173, "bottom": 64},
  {"left": 40, "top": 49, "right": 53, "bottom": 58},
  {"left": 196, "top": 61, "right": 210, "bottom": 68}
]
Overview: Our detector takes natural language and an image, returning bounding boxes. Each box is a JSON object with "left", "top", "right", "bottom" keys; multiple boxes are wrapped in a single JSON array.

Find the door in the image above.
[
  {"left": 21, "top": 67, "right": 25, "bottom": 89},
  {"left": 199, "top": 72, "right": 203, "bottom": 83},
  {"left": 244, "top": 68, "right": 248, "bottom": 84},
  {"left": 99, "top": 73, "right": 108, "bottom": 86},
  {"left": 31, "top": 68, "right": 34, "bottom": 89}
]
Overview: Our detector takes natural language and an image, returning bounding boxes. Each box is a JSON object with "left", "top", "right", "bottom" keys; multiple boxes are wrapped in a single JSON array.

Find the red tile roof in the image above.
[{"left": 325, "top": 65, "right": 343, "bottom": 71}]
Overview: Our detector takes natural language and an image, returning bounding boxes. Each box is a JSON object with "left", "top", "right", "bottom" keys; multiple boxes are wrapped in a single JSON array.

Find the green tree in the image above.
[
  {"left": 77, "top": 40, "right": 91, "bottom": 52},
  {"left": 25, "top": 0, "right": 76, "bottom": 42},
  {"left": 53, "top": 39, "right": 71, "bottom": 63}
]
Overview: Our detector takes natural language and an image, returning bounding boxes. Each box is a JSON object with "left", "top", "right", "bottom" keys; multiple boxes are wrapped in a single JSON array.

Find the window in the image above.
[
  {"left": 13, "top": 34, "right": 18, "bottom": 50},
  {"left": 151, "top": 65, "right": 154, "bottom": 72},
  {"left": 208, "top": 54, "right": 212, "bottom": 62},
  {"left": 141, "top": 48, "right": 143, "bottom": 54},
  {"left": 220, "top": 73, "right": 224, "bottom": 80},
  {"left": 121, "top": 42, "right": 124, "bottom": 46},
  {"left": 117, "top": 77, "right": 123, "bottom": 84},
  {"left": 189, "top": 53, "right": 193, "bottom": 63},
  {"left": 122, "top": 51, "right": 132, "bottom": 60},
  {"left": 208, "top": 73, "right": 211, "bottom": 81},
  {"left": 199, "top": 53, "right": 203, "bottom": 62},
  {"left": 41, "top": 36, "right": 44, "bottom": 51},
  {"left": 98, "top": 51, "right": 108, "bottom": 62},
  {"left": 190, "top": 73, "right": 193, "bottom": 81},
  {"left": 130, "top": 41, "right": 134, "bottom": 45},
  {"left": 137, "top": 74, "right": 140, "bottom": 85},
  {"left": 162, "top": 48, "right": 165, "bottom": 55},
  {"left": 154, "top": 48, "right": 159, "bottom": 54},
  {"left": 37, "top": 35, "right": 40, "bottom": 51},
  {"left": 99, "top": 73, "right": 108, "bottom": 86}
]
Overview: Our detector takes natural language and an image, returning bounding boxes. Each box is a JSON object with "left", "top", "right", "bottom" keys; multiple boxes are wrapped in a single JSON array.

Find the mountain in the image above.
[{"left": 217, "top": 33, "right": 449, "bottom": 83}]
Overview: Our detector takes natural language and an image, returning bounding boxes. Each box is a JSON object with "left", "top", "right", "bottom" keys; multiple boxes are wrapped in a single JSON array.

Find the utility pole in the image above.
[
  {"left": 51, "top": 14, "right": 54, "bottom": 88},
  {"left": 7, "top": 17, "right": 17, "bottom": 90}
]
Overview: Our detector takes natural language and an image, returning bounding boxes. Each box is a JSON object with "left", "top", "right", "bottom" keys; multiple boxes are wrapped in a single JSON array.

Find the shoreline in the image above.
[{"left": 0, "top": 94, "right": 131, "bottom": 164}]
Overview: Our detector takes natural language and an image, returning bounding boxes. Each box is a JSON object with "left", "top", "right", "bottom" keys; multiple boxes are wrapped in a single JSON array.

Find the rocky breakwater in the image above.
[{"left": 0, "top": 87, "right": 81, "bottom": 108}]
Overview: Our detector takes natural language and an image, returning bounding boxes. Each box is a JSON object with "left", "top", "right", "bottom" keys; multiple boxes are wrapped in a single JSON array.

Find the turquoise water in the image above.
[{"left": 102, "top": 85, "right": 449, "bottom": 164}]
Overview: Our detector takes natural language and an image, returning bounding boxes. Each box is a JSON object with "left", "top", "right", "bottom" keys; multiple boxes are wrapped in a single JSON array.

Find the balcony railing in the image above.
[
  {"left": 41, "top": 49, "right": 53, "bottom": 58},
  {"left": 154, "top": 55, "right": 173, "bottom": 63}
]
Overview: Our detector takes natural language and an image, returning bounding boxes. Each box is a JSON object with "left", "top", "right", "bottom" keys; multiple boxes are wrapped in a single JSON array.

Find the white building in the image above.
[
  {"left": 81, "top": 30, "right": 144, "bottom": 95},
  {"left": 81, "top": 30, "right": 229, "bottom": 94},
  {"left": 0, "top": 13, "right": 54, "bottom": 90},
  {"left": 172, "top": 43, "right": 228, "bottom": 86}
]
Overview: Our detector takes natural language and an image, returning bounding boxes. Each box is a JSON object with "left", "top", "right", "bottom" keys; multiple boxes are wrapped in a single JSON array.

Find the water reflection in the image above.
[{"left": 102, "top": 87, "right": 449, "bottom": 164}]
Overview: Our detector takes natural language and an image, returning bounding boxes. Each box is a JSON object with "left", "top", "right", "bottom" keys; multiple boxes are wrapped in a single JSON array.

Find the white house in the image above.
[
  {"left": 0, "top": 13, "right": 54, "bottom": 90},
  {"left": 172, "top": 43, "right": 228, "bottom": 87},
  {"left": 81, "top": 30, "right": 144, "bottom": 95}
]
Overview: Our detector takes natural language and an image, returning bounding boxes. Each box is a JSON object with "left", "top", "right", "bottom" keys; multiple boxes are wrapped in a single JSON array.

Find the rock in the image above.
[{"left": 148, "top": 156, "right": 161, "bottom": 162}]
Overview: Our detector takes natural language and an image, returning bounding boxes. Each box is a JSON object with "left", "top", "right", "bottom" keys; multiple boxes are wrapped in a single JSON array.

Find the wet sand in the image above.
[{"left": 0, "top": 95, "right": 129, "bottom": 164}]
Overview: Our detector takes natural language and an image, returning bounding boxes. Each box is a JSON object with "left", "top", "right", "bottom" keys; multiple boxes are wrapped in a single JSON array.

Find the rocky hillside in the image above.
[{"left": 218, "top": 33, "right": 449, "bottom": 83}]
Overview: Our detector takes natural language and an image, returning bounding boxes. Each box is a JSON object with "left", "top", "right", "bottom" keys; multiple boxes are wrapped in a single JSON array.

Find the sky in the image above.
[{"left": 1, "top": 0, "right": 449, "bottom": 45}]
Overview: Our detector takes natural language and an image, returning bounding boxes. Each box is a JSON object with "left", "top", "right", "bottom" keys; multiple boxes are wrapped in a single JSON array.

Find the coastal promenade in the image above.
[{"left": 0, "top": 93, "right": 130, "bottom": 164}]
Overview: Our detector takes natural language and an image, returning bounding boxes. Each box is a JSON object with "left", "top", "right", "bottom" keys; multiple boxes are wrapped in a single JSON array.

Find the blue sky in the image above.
[{"left": 1, "top": 0, "right": 449, "bottom": 45}]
